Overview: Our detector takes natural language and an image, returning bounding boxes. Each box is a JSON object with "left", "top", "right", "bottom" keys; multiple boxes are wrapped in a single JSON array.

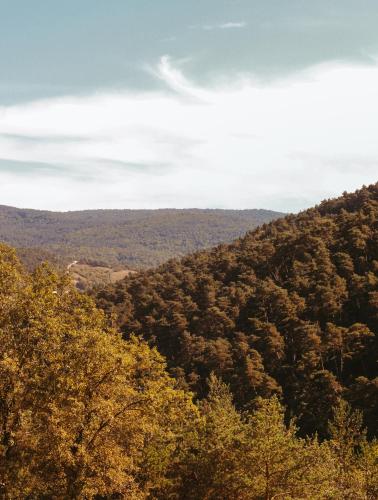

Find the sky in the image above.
[{"left": 0, "top": 0, "right": 378, "bottom": 211}]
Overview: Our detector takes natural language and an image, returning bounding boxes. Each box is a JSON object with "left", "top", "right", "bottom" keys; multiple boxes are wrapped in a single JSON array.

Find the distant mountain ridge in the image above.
[{"left": 0, "top": 205, "right": 284, "bottom": 269}]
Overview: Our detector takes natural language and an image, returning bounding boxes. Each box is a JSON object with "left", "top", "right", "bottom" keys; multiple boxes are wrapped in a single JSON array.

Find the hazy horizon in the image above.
[{"left": 0, "top": 203, "right": 285, "bottom": 214}]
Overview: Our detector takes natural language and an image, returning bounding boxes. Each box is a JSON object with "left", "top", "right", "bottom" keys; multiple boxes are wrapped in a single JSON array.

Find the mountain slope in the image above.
[
  {"left": 0, "top": 206, "right": 283, "bottom": 268},
  {"left": 96, "top": 184, "right": 378, "bottom": 436}
]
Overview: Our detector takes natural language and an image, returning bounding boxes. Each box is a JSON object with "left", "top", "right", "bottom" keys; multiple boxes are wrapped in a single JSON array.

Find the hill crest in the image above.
[{"left": 96, "top": 183, "right": 378, "bottom": 437}]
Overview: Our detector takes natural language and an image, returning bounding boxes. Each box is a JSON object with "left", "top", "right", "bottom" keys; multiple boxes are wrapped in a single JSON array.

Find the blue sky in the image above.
[{"left": 0, "top": 1, "right": 378, "bottom": 210}]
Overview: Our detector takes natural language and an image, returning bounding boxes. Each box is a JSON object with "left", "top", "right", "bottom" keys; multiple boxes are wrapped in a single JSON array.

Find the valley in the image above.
[{"left": 68, "top": 260, "right": 136, "bottom": 290}]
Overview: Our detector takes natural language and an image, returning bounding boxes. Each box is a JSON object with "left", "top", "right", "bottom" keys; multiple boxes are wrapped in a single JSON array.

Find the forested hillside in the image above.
[
  {"left": 0, "top": 206, "right": 283, "bottom": 269},
  {"left": 97, "top": 184, "right": 378, "bottom": 438},
  {"left": 1, "top": 244, "right": 377, "bottom": 498}
]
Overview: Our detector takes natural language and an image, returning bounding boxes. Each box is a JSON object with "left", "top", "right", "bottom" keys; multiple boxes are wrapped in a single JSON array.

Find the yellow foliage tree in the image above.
[
  {"left": 0, "top": 245, "right": 197, "bottom": 498},
  {"left": 242, "top": 397, "right": 337, "bottom": 499},
  {"left": 164, "top": 376, "right": 337, "bottom": 500},
  {"left": 329, "top": 400, "right": 378, "bottom": 499}
]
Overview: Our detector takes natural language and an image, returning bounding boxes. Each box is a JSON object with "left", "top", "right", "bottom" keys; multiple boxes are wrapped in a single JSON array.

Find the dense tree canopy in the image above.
[
  {"left": 97, "top": 183, "right": 378, "bottom": 437},
  {"left": 0, "top": 243, "right": 377, "bottom": 498},
  {"left": 155, "top": 376, "right": 378, "bottom": 500}
]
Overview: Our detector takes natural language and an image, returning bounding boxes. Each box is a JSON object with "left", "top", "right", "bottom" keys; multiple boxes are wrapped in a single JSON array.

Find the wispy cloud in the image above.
[
  {"left": 219, "top": 22, "right": 247, "bottom": 29},
  {"left": 0, "top": 57, "right": 377, "bottom": 211},
  {"left": 0, "top": 158, "right": 91, "bottom": 182},
  {"left": 92, "top": 158, "right": 174, "bottom": 177},
  {"left": 190, "top": 22, "right": 247, "bottom": 31},
  {"left": 150, "top": 55, "right": 211, "bottom": 102},
  {"left": 0, "top": 158, "right": 66, "bottom": 176},
  {"left": 0, "top": 133, "right": 87, "bottom": 144},
  {"left": 161, "top": 36, "right": 177, "bottom": 43}
]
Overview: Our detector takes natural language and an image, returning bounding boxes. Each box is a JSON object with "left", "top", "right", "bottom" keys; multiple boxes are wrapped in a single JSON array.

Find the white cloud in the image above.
[
  {"left": 190, "top": 22, "right": 246, "bottom": 31},
  {"left": 151, "top": 55, "right": 210, "bottom": 101},
  {"left": 219, "top": 22, "right": 247, "bottom": 29},
  {"left": 0, "top": 57, "right": 377, "bottom": 211}
]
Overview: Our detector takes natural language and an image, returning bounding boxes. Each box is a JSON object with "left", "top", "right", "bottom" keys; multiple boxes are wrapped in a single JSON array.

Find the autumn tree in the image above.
[
  {"left": 162, "top": 378, "right": 338, "bottom": 500},
  {"left": 329, "top": 400, "right": 378, "bottom": 499},
  {"left": 0, "top": 245, "right": 197, "bottom": 498},
  {"left": 241, "top": 396, "right": 336, "bottom": 500},
  {"left": 166, "top": 374, "right": 247, "bottom": 500}
]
